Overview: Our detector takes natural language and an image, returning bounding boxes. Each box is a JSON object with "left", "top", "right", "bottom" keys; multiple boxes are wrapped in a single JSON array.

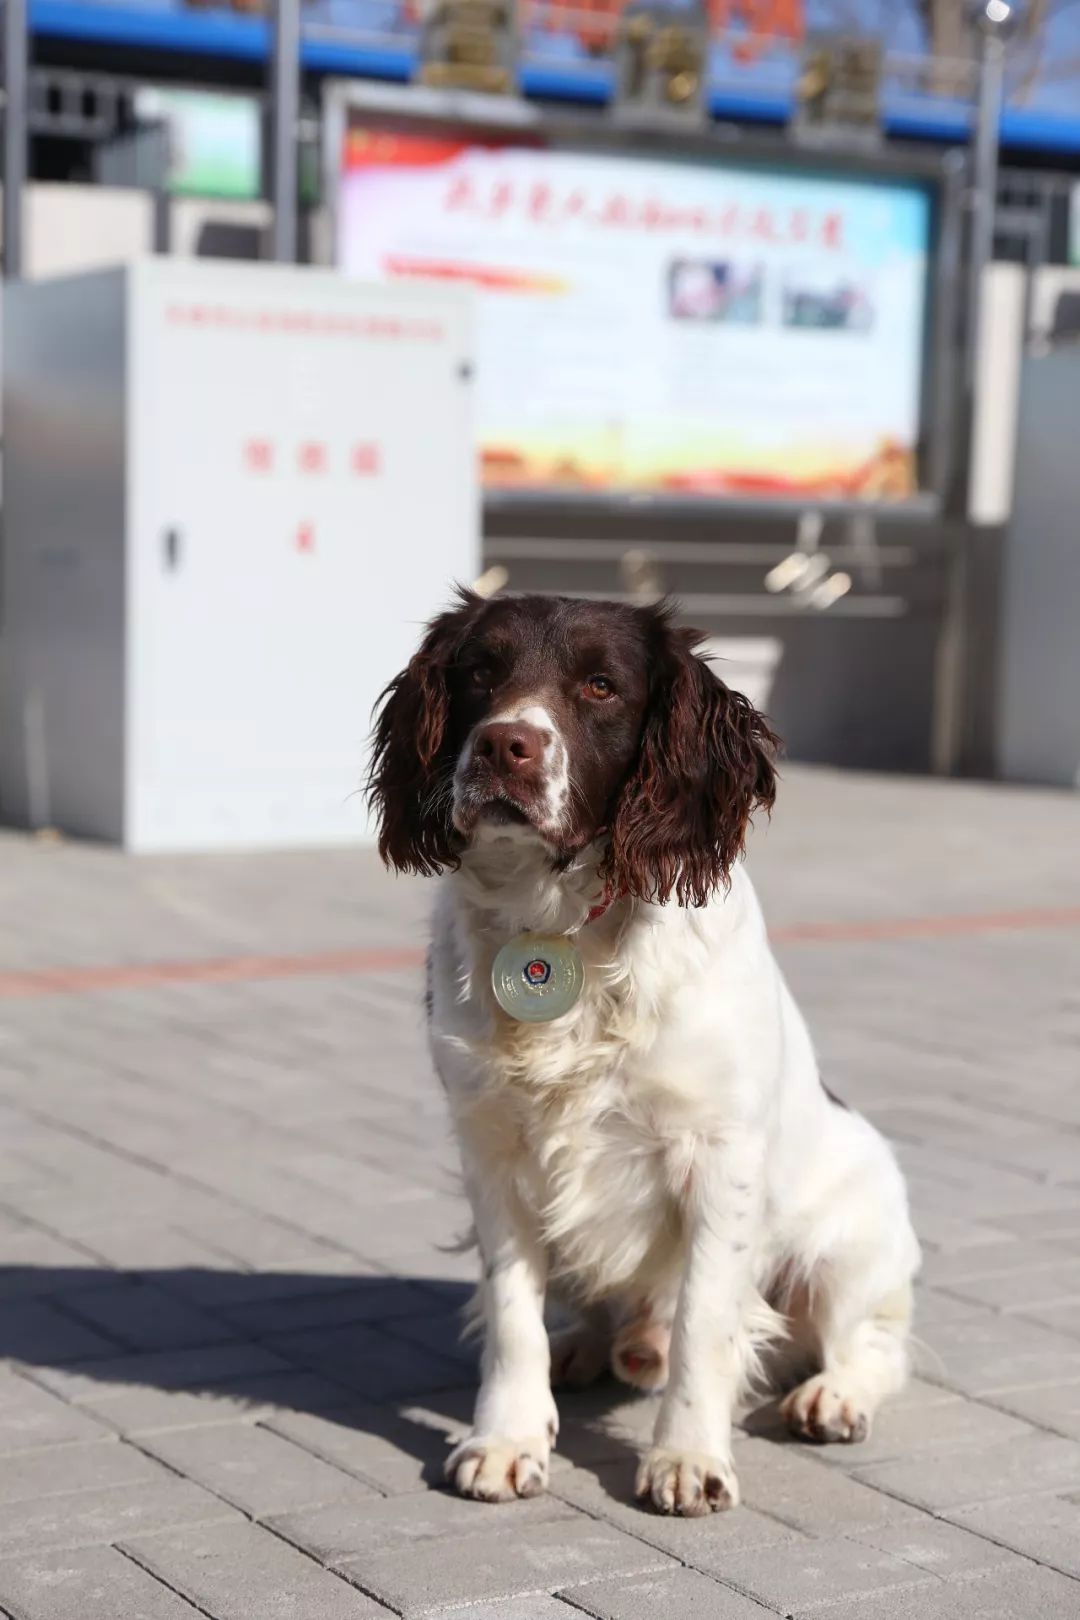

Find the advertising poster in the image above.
[{"left": 338, "top": 131, "right": 931, "bottom": 501}]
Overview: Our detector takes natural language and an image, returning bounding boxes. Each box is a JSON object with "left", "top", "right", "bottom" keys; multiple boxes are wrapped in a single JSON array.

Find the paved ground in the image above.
[{"left": 1, "top": 767, "right": 1079, "bottom": 1619}]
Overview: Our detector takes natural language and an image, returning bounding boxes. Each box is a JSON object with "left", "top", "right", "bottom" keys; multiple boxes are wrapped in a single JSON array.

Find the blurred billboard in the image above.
[{"left": 335, "top": 127, "right": 933, "bottom": 503}]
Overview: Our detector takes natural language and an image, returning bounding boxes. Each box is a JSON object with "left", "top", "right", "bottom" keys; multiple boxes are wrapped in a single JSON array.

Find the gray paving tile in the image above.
[
  {"left": 0, "top": 1440, "right": 166, "bottom": 1507},
  {"left": 912, "top": 1312, "right": 1080, "bottom": 1396},
  {"left": 0, "top": 1371, "right": 111, "bottom": 1453},
  {"left": 691, "top": 1536, "right": 936, "bottom": 1614},
  {"left": 380, "top": 1311, "right": 479, "bottom": 1372},
  {"left": 983, "top": 1380, "right": 1080, "bottom": 1442},
  {"left": 0, "top": 1299, "right": 124, "bottom": 1364},
  {"left": 947, "top": 1490, "right": 1080, "bottom": 1579},
  {"left": 0, "top": 1232, "right": 119, "bottom": 1298},
  {"left": 734, "top": 1442, "right": 920, "bottom": 1534},
  {"left": 138, "top": 1422, "right": 380, "bottom": 1518},
  {"left": 560, "top": 1568, "right": 769, "bottom": 1619},
  {"left": 1024, "top": 1301, "right": 1080, "bottom": 1339},
  {"left": 447, "top": 1603, "right": 582, "bottom": 1620},
  {"left": 552, "top": 1388, "right": 664, "bottom": 1459},
  {"left": 853, "top": 1431, "right": 1080, "bottom": 1511},
  {"left": 26, "top": 1342, "right": 291, "bottom": 1403},
  {"left": 811, "top": 1564, "right": 1080, "bottom": 1619},
  {"left": 122, "top": 1520, "right": 390, "bottom": 1618},
  {"left": 263, "top": 1400, "right": 472, "bottom": 1495},
  {"left": 59, "top": 1280, "right": 240, "bottom": 1352},
  {"left": 866, "top": 1377, "right": 963, "bottom": 1414},
  {"left": 0, "top": 1479, "right": 240, "bottom": 1560},
  {"left": 75, "top": 1370, "right": 354, "bottom": 1436},
  {"left": 270, "top": 1321, "right": 464, "bottom": 1398},
  {"left": 920, "top": 1239, "right": 1080, "bottom": 1288},
  {"left": 998, "top": 1209, "right": 1080, "bottom": 1242},
  {"left": 0, "top": 1544, "right": 203, "bottom": 1618},
  {"left": 910, "top": 1288, "right": 993, "bottom": 1327},
  {"left": 158, "top": 1256, "right": 378, "bottom": 1309},
  {"left": 848, "top": 1517, "right": 1024, "bottom": 1579},
  {"left": 909, "top": 1211, "right": 1015, "bottom": 1251},
  {"left": 270, "top": 1489, "right": 579, "bottom": 1566},
  {"left": 339, "top": 1518, "right": 676, "bottom": 1617},
  {"left": 217, "top": 1278, "right": 437, "bottom": 1338},
  {"left": 62, "top": 1223, "right": 245, "bottom": 1278},
  {"left": 942, "top": 1261, "right": 1080, "bottom": 1315}
]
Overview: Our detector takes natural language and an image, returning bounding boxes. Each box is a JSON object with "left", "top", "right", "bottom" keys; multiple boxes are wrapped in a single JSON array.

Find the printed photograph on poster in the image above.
[
  {"left": 336, "top": 131, "right": 931, "bottom": 501},
  {"left": 668, "top": 260, "right": 765, "bottom": 325},
  {"left": 781, "top": 270, "right": 875, "bottom": 332}
]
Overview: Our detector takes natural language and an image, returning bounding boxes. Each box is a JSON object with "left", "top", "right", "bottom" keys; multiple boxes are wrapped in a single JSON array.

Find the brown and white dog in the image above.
[{"left": 369, "top": 590, "right": 920, "bottom": 1517}]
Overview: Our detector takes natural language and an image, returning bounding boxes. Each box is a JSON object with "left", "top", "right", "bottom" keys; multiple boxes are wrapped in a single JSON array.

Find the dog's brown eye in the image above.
[
  {"left": 585, "top": 675, "right": 615, "bottom": 701},
  {"left": 469, "top": 664, "right": 494, "bottom": 691}
]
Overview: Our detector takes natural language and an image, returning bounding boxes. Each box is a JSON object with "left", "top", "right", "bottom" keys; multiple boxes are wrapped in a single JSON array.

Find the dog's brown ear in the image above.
[
  {"left": 604, "top": 610, "right": 779, "bottom": 906},
  {"left": 367, "top": 588, "right": 482, "bottom": 875}
]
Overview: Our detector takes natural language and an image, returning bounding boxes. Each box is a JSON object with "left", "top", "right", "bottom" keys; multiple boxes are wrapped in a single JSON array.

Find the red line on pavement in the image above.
[
  {"left": 772, "top": 905, "right": 1080, "bottom": 945},
  {"left": 0, "top": 904, "right": 1077, "bottom": 1003},
  {"left": 0, "top": 946, "right": 426, "bottom": 1001}
]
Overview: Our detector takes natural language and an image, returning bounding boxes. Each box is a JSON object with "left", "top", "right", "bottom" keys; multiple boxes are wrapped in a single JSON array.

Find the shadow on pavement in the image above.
[{"left": 1, "top": 1266, "right": 657, "bottom": 1495}]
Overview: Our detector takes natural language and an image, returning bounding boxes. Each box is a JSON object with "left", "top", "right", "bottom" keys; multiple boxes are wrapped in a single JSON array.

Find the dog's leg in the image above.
[
  {"left": 780, "top": 1275, "right": 913, "bottom": 1445},
  {"left": 780, "top": 1115, "right": 919, "bottom": 1445},
  {"left": 635, "top": 1138, "right": 765, "bottom": 1517},
  {"left": 445, "top": 1165, "right": 558, "bottom": 1502}
]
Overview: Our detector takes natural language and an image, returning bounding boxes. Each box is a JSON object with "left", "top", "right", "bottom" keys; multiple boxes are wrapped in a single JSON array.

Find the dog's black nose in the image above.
[{"left": 474, "top": 722, "right": 545, "bottom": 778}]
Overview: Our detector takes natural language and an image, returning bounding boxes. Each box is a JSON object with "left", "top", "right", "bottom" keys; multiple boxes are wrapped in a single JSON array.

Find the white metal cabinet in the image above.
[{"left": 1, "top": 260, "right": 477, "bottom": 850}]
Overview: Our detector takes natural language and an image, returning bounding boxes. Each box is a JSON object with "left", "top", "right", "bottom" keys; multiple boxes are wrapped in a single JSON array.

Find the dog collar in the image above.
[{"left": 585, "top": 882, "right": 628, "bottom": 926}]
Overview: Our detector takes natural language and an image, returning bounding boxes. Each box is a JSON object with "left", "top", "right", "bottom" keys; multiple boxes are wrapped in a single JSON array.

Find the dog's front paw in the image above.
[
  {"left": 781, "top": 1373, "right": 871, "bottom": 1444},
  {"left": 445, "top": 1435, "right": 550, "bottom": 1502},
  {"left": 635, "top": 1446, "right": 739, "bottom": 1517}
]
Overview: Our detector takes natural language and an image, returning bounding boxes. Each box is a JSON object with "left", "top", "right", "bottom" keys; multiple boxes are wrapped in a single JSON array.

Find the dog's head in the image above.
[{"left": 368, "top": 591, "right": 778, "bottom": 905}]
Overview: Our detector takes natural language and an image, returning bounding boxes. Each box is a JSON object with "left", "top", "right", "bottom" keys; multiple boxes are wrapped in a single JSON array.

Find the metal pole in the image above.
[
  {"left": 3, "top": 0, "right": 28, "bottom": 280},
  {"left": 270, "top": 0, "right": 299, "bottom": 263},
  {"left": 932, "top": 15, "right": 1007, "bottom": 777},
  {"left": 964, "top": 26, "right": 1006, "bottom": 393}
]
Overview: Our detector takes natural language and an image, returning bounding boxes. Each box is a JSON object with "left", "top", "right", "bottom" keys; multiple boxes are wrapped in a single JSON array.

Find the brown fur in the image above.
[
  {"left": 367, "top": 588, "right": 481, "bottom": 875},
  {"left": 603, "top": 614, "right": 779, "bottom": 907},
  {"left": 368, "top": 591, "right": 779, "bottom": 906}
]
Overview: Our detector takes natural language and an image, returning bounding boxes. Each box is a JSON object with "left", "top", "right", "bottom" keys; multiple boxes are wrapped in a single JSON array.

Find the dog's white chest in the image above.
[
  {"left": 431, "top": 895, "right": 726, "bottom": 1302},
  {"left": 510, "top": 1072, "right": 688, "bottom": 1300}
]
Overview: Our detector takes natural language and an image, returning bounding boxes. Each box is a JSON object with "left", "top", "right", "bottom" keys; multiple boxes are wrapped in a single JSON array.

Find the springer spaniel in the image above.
[{"left": 369, "top": 590, "right": 920, "bottom": 1517}]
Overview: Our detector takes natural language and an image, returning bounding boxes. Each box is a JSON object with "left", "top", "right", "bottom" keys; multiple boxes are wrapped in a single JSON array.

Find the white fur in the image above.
[{"left": 433, "top": 834, "right": 921, "bottom": 1514}]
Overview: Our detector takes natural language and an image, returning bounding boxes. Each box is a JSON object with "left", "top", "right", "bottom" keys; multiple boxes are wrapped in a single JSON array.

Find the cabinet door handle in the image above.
[{"left": 163, "top": 529, "right": 181, "bottom": 571}]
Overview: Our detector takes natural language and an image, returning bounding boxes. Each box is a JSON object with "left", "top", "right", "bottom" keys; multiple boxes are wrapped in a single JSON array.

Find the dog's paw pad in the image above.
[
  {"left": 445, "top": 1436, "right": 550, "bottom": 1502},
  {"left": 635, "top": 1447, "right": 739, "bottom": 1517},
  {"left": 781, "top": 1374, "right": 871, "bottom": 1444},
  {"left": 613, "top": 1321, "right": 670, "bottom": 1392}
]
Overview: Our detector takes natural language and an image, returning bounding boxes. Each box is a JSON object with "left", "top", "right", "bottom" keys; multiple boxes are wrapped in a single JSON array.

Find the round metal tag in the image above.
[{"left": 491, "top": 932, "right": 585, "bottom": 1024}]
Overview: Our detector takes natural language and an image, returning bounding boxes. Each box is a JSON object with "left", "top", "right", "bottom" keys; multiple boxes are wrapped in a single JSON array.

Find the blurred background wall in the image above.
[{"left": 1, "top": 0, "right": 1078, "bottom": 849}]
